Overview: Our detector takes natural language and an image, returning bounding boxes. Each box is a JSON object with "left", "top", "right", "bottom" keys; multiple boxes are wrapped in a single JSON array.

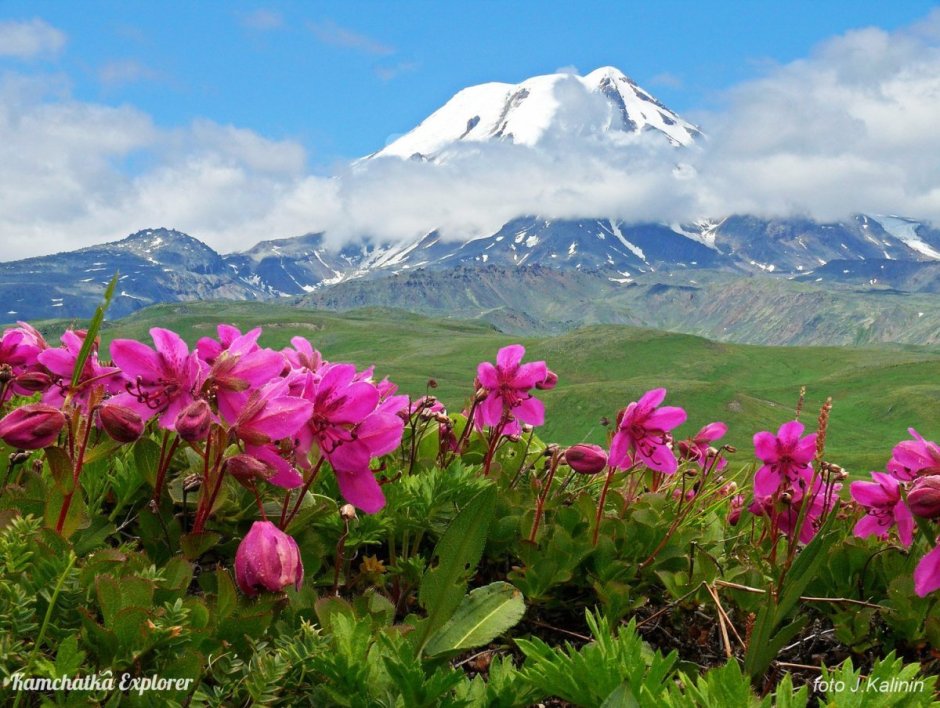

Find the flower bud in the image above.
[
  {"left": 234, "top": 521, "right": 304, "bottom": 597},
  {"left": 0, "top": 404, "right": 66, "bottom": 449},
  {"left": 536, "top": 370, "right": 558, "bottom": 390},
  {"left": 563, "top": 443, "right": 608, "bottom": 475},
  {"left": 175, "top": 399, "right": 212, "bottom": 443},
  {"left": 14, "top": 371, "right": 53, "bottom": 393},
  {"left": 727, "top": 494, "right": 744, "bottom": 526},
  {"left": 98, "top": 403, "right": 145, "bottom": 443},
  {"left": 340, "top": 504, "right": 357, "bottom": 521},
  {"left": 909, "top": 476, "right": 940, "bottom": 519},
  {"left": 224, "top": 454, "right": 272, "bottom": 486}
]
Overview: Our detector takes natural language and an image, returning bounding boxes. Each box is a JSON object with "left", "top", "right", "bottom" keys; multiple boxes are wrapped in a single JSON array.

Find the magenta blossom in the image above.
[
  {"left": 0, "top": 325, "right": 43, "bottom": 401},
  {"left": 196, "top": 324, "right": 260, "bottom": 366},
  {"left": 235, "top": 521, "right": 303, "bottom": 597},
  {"left": 608, "top": 388, "right": 687, "bottom": 474},
  {"left": 38, "top": 330, "right": 122, "bottom": 410},
  {"left": 850, "top": 472, "right": 914, "bottom": 548},
  {"left": 110, "top": 328, "right": 206, "bottom": 430},
  {"left": 685, "top": 422, "right": 728, "bottom": 471},
  {"left": 753, "top": 421, "right": 817, "bottom": 501},
  {"left": 476, "top": 344, "right": 548, "bottom": 435},
  {"left": 233, "top": 380, "right": 313, "bottom": 448},
  {"left": 887, "top": 428, "right": 940, "bottom": 481},
  {"left": 914, "top": 543, "right": 940, "bottom": 597},
  {"left": 750, "top": 477, "right": 840, "bottom": 544},
  {"left": 282, "top": 336, "right": 325, "bottom": 374}
]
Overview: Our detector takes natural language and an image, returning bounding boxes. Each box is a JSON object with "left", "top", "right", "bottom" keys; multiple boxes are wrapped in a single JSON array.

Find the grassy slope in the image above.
[{"left": 80, "top": 300, "right": 940, "bottom": 473}]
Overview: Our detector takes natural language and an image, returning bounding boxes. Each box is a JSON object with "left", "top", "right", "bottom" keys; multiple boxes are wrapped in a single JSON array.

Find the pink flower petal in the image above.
[
  {"left": 334, "top": 468, "right": 386, "bottom": 513},
  {"left": 476, "top": 361, "right": 499, "bottom": 389},
  {"left": 914, "top": 543, "right": 940, "bottom": 597},
  {"left": 696, "top": 422, "right": 727, "bottom": 443},
  {"left": 110, "top": 339, "right": 162, "bottom": 382},
  {"left": 608, "top": 431, "right": 632, "bottom": 469},
  {"left": 753, "top": 431, "right": 780, "bottom": 463},
  {"left": 513, "top": 361, "right": 548, "bottom": 389},
  {"left": 496, "top": 344, "right": 525, "bottom": 370},
  {"left": 636, "top": 388, "right": 667, "bottom": 414},
  {"left": 514, "top": 396, "right": 545, "bottom": 427},
  {"left": 645, "top": 405, "right": 687, "bottom": 432},
  {"left": 776, "top": 420, "right": 805, "bottom": 446}
]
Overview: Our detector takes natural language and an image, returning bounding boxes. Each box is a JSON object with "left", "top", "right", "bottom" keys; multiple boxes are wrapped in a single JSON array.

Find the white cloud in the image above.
[
  {"left": 0, "top": 18, "right": 66, "bottom": 60},
  {"left": 98, "top": 59, "right": 160, "bottom": 87},
  {"left": 4, "top": 11, "right": 940, "bottom": 262}
]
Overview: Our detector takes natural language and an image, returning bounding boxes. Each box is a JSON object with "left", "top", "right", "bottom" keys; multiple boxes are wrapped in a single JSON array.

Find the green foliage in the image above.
[
  {"left": 424, "top": 581, "right": 525, "bottom": 657},
  {"left": 818, "top": 652, "right": 939, "bottom": 707},
  {"left": 515, "top": 610, "right": 679, "bottom": 706}
]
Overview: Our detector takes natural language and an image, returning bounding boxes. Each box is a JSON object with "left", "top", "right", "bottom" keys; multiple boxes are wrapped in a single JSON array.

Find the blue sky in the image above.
[
  {"left": 3, "top": 1, "right": 938, "bottom": 162},
  {"left": 2, "top": 2, "right": 940, "bottom": 259}
]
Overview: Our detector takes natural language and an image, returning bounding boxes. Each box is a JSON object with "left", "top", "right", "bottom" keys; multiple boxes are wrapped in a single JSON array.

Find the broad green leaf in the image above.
[
  {"left": 424, "top": 581, "right": 525, "bottom": 657},
  {"left": 133, "top": 437, "right": 162, "bottom": 488},
  {"left": 180, "top": 531, "right": 221, "bottom": 560},
  {"left": 215, "top": 567, "right": 237, "bottom": 619},
  {"left": 415, "top": 484, "right": 496, "bottom": 652}
]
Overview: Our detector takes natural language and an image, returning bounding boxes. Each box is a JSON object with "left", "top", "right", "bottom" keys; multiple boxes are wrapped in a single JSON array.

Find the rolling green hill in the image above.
[{"left": 54, "top": 300, "right": 940, "bottom": 474}]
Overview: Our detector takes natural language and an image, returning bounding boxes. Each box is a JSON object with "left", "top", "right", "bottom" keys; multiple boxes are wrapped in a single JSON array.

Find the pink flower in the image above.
[
  {"left": 196, "top": 324, "right": 260, "bottom": 366},
  {"left": 850, "top": 472, "right": 914, "bottom": 548},
  {"left": 0, "top": 325, "right": 43, "bottom": 400},
  {"left": 295, "top": 364, "right": 405, "bottom": 513},
  {"left": 110, "top": 328, "right": 206, "bottom": 430},
  {"left": 233, "top": 380, "right": 313, "bottom": 448},
  {"left": 476, "top": 344, "right": 548, "bottom": 435},
  {"left": 914, "top": 543, "right": 940, "bottom": 597},
  {"left": 750, "top": 478, "right": 840, "bottom": 544},
  {"left": 38, "top": 330, "right": 122, "bottom": 410},
  {"left": 753, "top": 421, "right": 817, "bottom": 501},
  {"left": 282, "top": 336, "right": 324, "bottom": 373},
  {"left": 608, "top": 388, "right": 686, "bottom": 474},
  {"left": 908, "top": 476, "right": 940, "bottom": 519},
  {"left": 98, "top": 402, "right": 145, "bottom": 443},
  {"left": 234, "top": 521, "right": 303, "bottom": 597},
  {"left": 887, "top": 429, "right": 940, "bottom": 481},
  {"left": 684, "top": 422, "right": 728, "bottom": 471},
  {"left": 209, "top": 347, "right": 288, "bottom": 425},
  {"left": 0, "top": 404, "right": 66, "bottom": 449}
]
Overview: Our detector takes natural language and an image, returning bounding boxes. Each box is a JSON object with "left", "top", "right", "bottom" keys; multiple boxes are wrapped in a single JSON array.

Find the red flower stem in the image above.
[
  {"left": 592, "top": 465, "right": 617, "bottom": 546},
  {"left": 252, "top": 485, "right": 267, "bottom": 520},
  {"left": 529, "top": 449, "right": 560, "bottom": 543},
  {"left": 151, "top": 430, "right": 181, "bottom": 505},
  {"left": 283, "top": 456, "right": 325, "bottom": 529},
  {"left": 55, "top": 414, "right": 94, "bottom": 535},
  {"left": 192, "top": 431, "right": 219, "bottom": 534},
  {"left": 482, "top": 413, "right": 510, "bottom": 477},
  {"left": 279, "top": 489, "right": 292, "bottom": 528},
  {"left": 447, "top": 393, "right": 482, "bottom": 467}
]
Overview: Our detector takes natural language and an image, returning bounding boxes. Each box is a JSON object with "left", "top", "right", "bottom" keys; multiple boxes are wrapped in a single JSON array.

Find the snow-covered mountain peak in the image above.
[{"left": 374, "top": 66, "right": 701, "bottom": 160}]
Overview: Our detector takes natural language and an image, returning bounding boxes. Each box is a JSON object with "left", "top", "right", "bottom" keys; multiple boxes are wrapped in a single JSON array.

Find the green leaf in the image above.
[
  {"left": 215, "top": 567, "right": 237, "bottom": 619},
  {"left": 71, "top": 272, "right": 118, "bottom": 389},
  {"left": 424, "top": 581, "right": 525, "bottom": 657},
  {"left": 180, "top": 531, "right": 221, "bottom": 560},
  {"left": 133, "top": 437, "right": 162, "bottom": 488},
  {"left": 601, "top": 682, "right": 641, "bottom": 708},
  {"left": 95, "top": 575, "right": 123, "bottom": 628},
  {"left": 45, "top": 446, "right": 73, "bottom": 494},
  {"left": 415, "top": 484, "right": 496, "bottom": 652},
  {"left": 54, "top": 634, "right": 86, "bottom": 677},
  {"left": 44, "top": 486, "right": 88, "bottom": 538}
]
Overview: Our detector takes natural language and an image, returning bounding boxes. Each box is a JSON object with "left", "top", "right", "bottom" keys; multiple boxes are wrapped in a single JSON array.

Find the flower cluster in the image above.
[
  {"left": 851, "top": 429, "right": 940, "bottom": 597},
  {"left": 747, "top": 420, "right": 841, "bottom": 545}
]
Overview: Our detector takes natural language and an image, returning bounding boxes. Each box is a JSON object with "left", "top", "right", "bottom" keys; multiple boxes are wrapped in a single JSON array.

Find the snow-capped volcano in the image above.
[{"left": 374, "top": 66, "right": 701, "bottom": 160}]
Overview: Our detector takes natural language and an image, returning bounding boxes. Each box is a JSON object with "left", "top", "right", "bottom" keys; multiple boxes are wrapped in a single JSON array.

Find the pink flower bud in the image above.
[
  {"left": 234, "top": 521, "right": 304, "bottom": 597},
  {"left": 727, "top": 494, "right": 745, "bottom": 526},
  {"left": 563, "top": 443, "right": 608, "bottom": 474},
  {"left": 14, "top": 371, "right": 53, "bottom": 393},
  {"left": 175, "top": 399, "right": 212, "bottom": 442},
  {"left": 0, "top": 404, "right": 66, "bottom": 449},
  {"left": 98, "top": 403, "right": 145, "bottom": 443},
  {"left": 909, "top": 476, "right": 940, "bottom": 520},
  {"left": 536, "top": 370, "right": 558, "bottom": 390},
  {"left": 224, "top": 453, "right": 272, "bottom": 486}
]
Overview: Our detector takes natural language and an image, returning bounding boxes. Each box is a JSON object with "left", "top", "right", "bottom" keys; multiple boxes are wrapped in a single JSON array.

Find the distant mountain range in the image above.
[{"left": 2, "top": 66, "right": 938, "bottom": 346}]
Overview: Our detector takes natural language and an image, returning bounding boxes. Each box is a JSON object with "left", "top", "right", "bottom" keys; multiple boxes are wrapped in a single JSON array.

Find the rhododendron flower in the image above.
[
  {"left": 409, "top": 395, "right": 446, "bottom": 418},
  {"left": 38, "top": 330, "right": 122, "bottom": 409},
  {"left": 282, "top": 336, "right": 324, "bottom": 373},
  {"left": 914, "top": 543, "right": 940, "bottom": 597},
  {"left": 476, "top": 344, "right": 548, "bottom": 435},
  {"left": 98, "top": 402, "right": 145, "bottom": 443},
  {"left": 609, "top": 388, "right": 686, "bottom": 474},
  {"left": 887, "top": 428, "right": 940, "bottom": 481},
  {"left": 110, "top": 328, "right": 206, "bottom": 429},
  {"left": 0, "top": 404, "right": 66, "bottom": 449},
  {"left": 683, "top": 422, "right": 728, "bottom": 471},
  {"left": 0, "top": 325, "right": 44, "bottom": 400},
  {"left": 196, "top": 324, "right": 260, "bottom": 366},
  {"left": 244, "top": 444, "right": 304, "bottom": 489},
  {"left": 753, "top": 421, "right": 817, "bottom": 500},
  {"left": 850, "top": 472, "right": 914, "bottom": 548},
  {"left": 210, "top": 347, "right": 287, "bottom": 425},
  {"left": 750, "top": 478, "right": 840, "bottom": 544},
  {"left": 175, "top": 399, "right": 214, "bottom": 443},
  {"left": 235, "top": 521, "right": 303, "bottom": 597},
  {"left": 233, "top": 380, "right": 313, "bottom": 448}
]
